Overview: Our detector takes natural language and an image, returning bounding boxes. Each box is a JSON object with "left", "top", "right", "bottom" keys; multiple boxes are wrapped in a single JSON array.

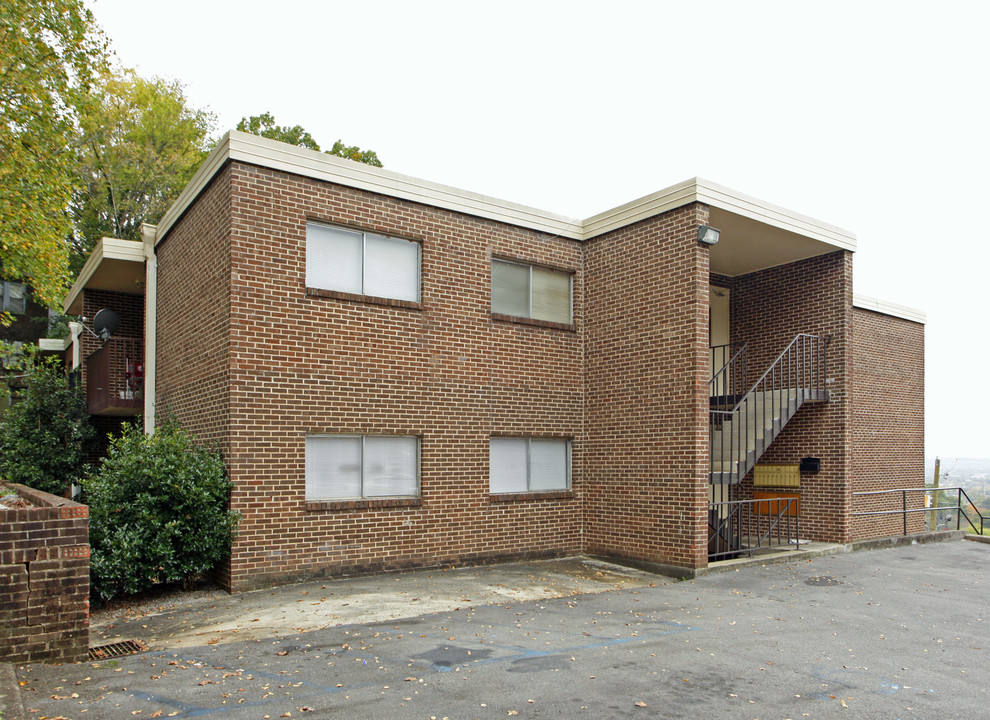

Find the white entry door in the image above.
[{"left": 710, "top": 287, "right": 731, "bottom": 394}]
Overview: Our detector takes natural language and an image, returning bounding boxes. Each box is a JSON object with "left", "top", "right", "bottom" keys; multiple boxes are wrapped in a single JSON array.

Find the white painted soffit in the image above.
[
  {"left": 63, "top": 237, "right": 145, "bottom": 315},
  {"left": 583, "top": 178, "right": 857, "bottom": 251},
  {"left": 154, "top": 132, "right": 857, "bottom": 256},
  {"left": 853, "top": 293, "right": 927, "bottom": 324}
]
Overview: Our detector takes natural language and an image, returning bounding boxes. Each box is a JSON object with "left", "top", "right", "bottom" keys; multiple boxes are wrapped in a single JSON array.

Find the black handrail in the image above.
[
  {"left": 852, "top": 486, "right": 987, "bottom": 536},
  {"left": 710, "top": 334, "right": 828, "bottom": 482},
  {"left": 709, "top": 497, "right": 801, "bottom": 561},
  {"left": 710, "top": 342, "right": 747, "bottom": 407}
]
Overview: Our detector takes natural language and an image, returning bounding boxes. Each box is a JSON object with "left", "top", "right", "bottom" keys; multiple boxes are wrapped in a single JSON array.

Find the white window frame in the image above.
[
  {"left": 306, "top": 222, "right": 421, "bottom": 302},
  {"left": 489, "top": 437, "right": 572, "bottom": 494},
  {"left": 306, "top": 434, "right": 420, "bottom": 501},
  {"left": 1, "top": 281, "right": 27, "bottom": 315},
  {"left": 491, "top": 259, "right": 572, "bottom": 323}
]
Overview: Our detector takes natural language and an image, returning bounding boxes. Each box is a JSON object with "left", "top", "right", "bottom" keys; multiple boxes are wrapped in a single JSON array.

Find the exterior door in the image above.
[{"left": 710, "top": 287, "right": 731, "bottom": 393}]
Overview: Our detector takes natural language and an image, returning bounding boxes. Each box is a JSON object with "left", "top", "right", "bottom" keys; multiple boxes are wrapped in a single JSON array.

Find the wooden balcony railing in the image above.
[{"left": 87, "top": 337, "right": 143, "bottom": 416}]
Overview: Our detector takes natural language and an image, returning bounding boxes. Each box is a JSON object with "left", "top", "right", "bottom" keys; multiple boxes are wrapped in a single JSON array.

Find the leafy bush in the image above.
[
  {"left": 0, "top": 355, "right": 93, "bottom": 495},
  {"left": 85, "top": 420, "right": 238, "bottom": 601}
]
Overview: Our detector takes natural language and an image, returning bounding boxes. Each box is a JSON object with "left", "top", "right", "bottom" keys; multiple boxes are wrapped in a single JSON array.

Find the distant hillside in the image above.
[{"left": 925, "top": 457, "right": 990, "bottom": 486}]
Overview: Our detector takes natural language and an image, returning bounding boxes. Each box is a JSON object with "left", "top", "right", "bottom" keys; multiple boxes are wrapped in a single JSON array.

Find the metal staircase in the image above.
[{"left": 709, "top": 334, "right": 829, "bottom": 484}]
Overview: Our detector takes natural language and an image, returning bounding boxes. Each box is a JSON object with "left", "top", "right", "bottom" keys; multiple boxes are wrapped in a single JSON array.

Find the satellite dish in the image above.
[{"left": 92, "top": 309, "right": 120, "bottom": 343}]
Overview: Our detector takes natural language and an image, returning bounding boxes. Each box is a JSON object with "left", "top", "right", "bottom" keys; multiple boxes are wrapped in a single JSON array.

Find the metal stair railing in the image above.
[
  {"left": 710, "top": 334, "right": 829, "bottom": 483},
  {"left": 710, "top": 342, "right": 748, "bottom": 408},
  {"left": 708, "top": 497, "right": 801, "bottom": 560}
]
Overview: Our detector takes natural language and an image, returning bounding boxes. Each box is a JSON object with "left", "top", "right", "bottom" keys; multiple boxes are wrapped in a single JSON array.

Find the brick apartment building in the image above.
[{"left": 57, "top": 131, "right": 925, "bottom": 591}]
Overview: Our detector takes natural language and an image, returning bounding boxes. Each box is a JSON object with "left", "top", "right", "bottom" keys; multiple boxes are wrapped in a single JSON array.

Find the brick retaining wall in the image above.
[{"left": 0, "top": 484, "right": 89, "bottom": 663}]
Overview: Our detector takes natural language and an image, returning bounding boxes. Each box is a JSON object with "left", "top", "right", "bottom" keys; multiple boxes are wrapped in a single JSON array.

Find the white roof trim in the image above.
[
  {"left": 853, "top": 293, "right": 926, "bottom": 324},
  {"left": 154, "top": 131, "right": 857, "bottom": 253},
  {"left": 156, "top": 132, "right": 585, "bottom": 242},
  {"left": 63, "top": 237, "right": 145, "bottom": 314},
  {"left": 38, "top": 337, "right": 70, "bottom": 353}
]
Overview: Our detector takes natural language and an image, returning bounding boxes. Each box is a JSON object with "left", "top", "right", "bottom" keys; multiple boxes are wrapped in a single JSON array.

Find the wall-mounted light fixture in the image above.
[{"left": 698, "top": 225, "right": 720, "bottom": 245}]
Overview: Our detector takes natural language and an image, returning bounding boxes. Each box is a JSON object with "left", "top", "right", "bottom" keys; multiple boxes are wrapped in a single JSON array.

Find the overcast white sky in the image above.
[{"left": 86, "top": 0, "right": 989, "bottom": 459}]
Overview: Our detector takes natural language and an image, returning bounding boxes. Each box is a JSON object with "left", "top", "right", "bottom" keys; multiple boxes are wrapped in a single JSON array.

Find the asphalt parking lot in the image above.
[{"left": 7, "top": 539, "right": 989, "bottom": 719}]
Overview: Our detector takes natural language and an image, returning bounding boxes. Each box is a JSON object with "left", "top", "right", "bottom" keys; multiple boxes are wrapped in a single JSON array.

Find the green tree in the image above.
[
  {"left": 72, "top": 70, "right": 216, "bottom": 267},
  {"left": 237, "top": 112, "right": 383, "bottom": 167},
  {"left": 85, "top": 420, "right": 239, "bottom": 601},
  {"left": 0, "top": 0, "right": 108, "bottom": 310},
  {"left": 0, "top": 355, "right": 94, "bottom": 495}
]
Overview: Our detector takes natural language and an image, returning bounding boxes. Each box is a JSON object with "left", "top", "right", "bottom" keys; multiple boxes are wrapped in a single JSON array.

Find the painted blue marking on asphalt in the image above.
[
  {"left": 104, "top": 618, "right": 699, "bottom": 715},
  {"left": 424, "top": 620, "right": 697, "bottom": 671}
]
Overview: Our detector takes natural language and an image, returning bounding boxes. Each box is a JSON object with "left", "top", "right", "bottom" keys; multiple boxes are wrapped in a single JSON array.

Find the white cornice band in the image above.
[
  {"left": 155, "top": 131, "right": 857, "bottom": 253},
  {"left": 853, "top": 293, "right": 926, "bottom": 324}
]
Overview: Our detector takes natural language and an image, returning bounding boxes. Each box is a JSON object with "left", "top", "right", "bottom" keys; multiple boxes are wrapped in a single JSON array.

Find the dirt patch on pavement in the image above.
[{"left": 91, "top": 557, "right": 665, "bottom": 650}]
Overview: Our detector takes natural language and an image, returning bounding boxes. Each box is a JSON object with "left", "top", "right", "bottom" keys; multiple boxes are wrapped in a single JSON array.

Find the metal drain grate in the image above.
[{"left": 88, "top": 639, "right": 147, "bottom": 660}]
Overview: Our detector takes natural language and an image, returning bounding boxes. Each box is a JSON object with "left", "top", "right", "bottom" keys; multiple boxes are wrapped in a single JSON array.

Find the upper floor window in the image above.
[
  {"left": 306, "top": 223, "right": 420, "bottom": 303},
  {"left": 305, "top": 434, "right": 419, "bottom": 500},
  {"left": 1, "top": 281, "right": 26, "bottom": 315},
  {"left": 491, "top": 259, "right": 571, "bottom": 324},
  {"left": 489, "top": 437, "right": 570, "bottom": 493}
]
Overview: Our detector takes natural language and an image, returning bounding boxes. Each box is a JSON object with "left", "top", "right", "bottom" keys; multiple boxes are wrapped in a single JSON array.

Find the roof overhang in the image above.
[
  {"left": 64, "top": 237, "right": 146, "bottom": 315},
  {"left": 37, "top": 337, "right": 70, "bottom": 355},
  {"left": 583, "top": 178, "right": 857, "bottom": 276},
  {"left": 155, "top": 131, "right": 857, "bottom": 277}
]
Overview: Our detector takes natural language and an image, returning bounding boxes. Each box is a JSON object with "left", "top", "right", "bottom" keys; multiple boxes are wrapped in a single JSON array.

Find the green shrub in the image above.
[
  {"left": 0, "top": 355, "right": 93, "bottom": 495},
  {"left": 85, "top": 420, "right": 239, "bottom": 601}
]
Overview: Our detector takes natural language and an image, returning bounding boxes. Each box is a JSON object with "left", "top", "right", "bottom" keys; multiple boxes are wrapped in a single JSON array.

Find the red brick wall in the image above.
[
  {"left": 582, "top": 204, "right": 711, "bottom": 573},
  {"left": 0, "top": 484, "right": 89, "bottom": 663},
  {"left": 156, "top": 159, "right": 916, "bottom": 585},
  {"left": 729, "top": 251, "right": 853, "bottom": 542},
  {"left": 159, "top": 162, "right": 584, "bottom": 591},
  {"left": 849, "top": 308, "right": 925, "bottom": 538},
  {"left": 156, "top": 167, "right": 233, "bottom": 452}
]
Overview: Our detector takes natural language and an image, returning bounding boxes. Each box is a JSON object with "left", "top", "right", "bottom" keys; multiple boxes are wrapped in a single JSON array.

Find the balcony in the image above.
[{"left": 87, "top": 337, "right": 143, "bottom": 416}]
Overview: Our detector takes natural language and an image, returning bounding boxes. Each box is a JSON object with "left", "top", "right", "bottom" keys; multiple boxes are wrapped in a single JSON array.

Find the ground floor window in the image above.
[
  {"left": 489, "top": 437, "right": 570, "bottom": 493},
  {"left": 305, "top": 435, "right": 419, "bottom": 500}
]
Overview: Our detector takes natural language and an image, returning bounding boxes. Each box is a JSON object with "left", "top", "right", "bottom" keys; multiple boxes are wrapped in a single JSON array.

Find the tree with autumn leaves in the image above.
[
  {"left": 0, "top": 0, "right": 106, "bottom": 310},
  {"left": 1, "top": 0, "right": 384, "bottom": 313}
]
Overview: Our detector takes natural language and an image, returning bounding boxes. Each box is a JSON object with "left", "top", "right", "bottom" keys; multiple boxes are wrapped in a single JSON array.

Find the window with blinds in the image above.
[
  {"left": 1, "top": 281, "right": 27, "bottom": 315},
  {"left": 489, "top": 437, "right": 570, "bottom": 493},
  {"left": 306, "top": 223, "right": 420, "bottom": 302},
  {"left": 305, "top": 435, "right": 419, "bottom": 500},
  {"left": 491, "top": 259, "right": 571, "bottom": 324}
]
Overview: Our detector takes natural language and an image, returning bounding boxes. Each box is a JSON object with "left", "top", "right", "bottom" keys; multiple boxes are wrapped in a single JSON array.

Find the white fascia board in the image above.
[
  {"left": 155, "top": 131, "right": 585, "bottom": 243},
  {"left": 63, "top": 237, "right": 146, "bottom": 314},
  {"left": 581, "top": 178, "right": 702, "bottom": 238},
  {"left": 155, "top": 132, "right": 234, "bottom": 243},
  {"left": 153, "top": 133, "right": 855, "bottom": 254},
  {"left": 694, "top": 179, "right": 857, "bottom": 252},
  {"left": 853, "top": 293, "right": 926, "bottom": 324},
  {"left": 38, "top": 337, "right": 70, "bottom": 352},
  {"left": 582, "top": 178, "right": 857, "bottom": 252}
]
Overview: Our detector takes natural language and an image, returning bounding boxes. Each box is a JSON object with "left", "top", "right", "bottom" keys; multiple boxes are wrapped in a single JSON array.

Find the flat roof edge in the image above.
[
  {"left": 582, "top": 178, "right": 857, "bottom": 252},
  {"left": 63, "top": 237, "right": 145, "bottom": 314},
  {"left": 38, "top": 337, "right": 70, "bottom": 353},
  {"left": 695, "top": 179, "right": 857, "bottom": 252},
  {"left": 153, "top": 133, "right": 857, "bottom": 253},
  {"left": 853, "top": 293, "right": 926, "bottom": 324},
  {"left": 156, "top": 132, "right": 585, "bottom": 242}
]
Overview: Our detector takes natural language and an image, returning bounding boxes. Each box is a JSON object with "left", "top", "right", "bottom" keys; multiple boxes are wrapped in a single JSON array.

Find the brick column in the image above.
[{"left": 0, "top": 485, "right": 89, "bottom": 663}]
